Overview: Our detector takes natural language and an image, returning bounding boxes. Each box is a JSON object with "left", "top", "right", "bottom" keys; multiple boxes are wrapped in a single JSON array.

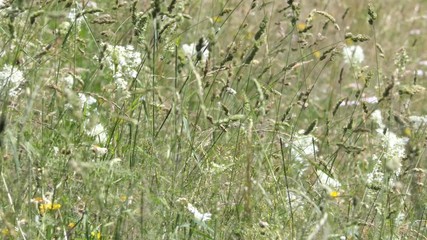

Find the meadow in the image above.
[{"left": 0, "top": 0, "right": 426, "bottom": 239}]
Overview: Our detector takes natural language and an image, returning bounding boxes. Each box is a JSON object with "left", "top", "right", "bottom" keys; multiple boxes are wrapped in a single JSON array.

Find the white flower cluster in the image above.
[
  {"left": 187, "top": 203, "right": 212, "bottom": 222},
  {"left": 100, "top": 44, "right": 142, "bottom": 96},
  {"left": 342, "top": 45, "right": 364, "bottom": 66},
  {"left": 177, "top": 198, "right": 212, "bottom": 223},
  {"left": 375, "top": 128, "right": 407, "bottom": 174},
  {"left": 316, "top": 170, "right": 341, "bottom": 189},
  {"left": 288, "top": 130, "right": 318, "bottom": 167},
  {"left": 86, "top": 122, "right": 107, "bottom": 144},
  {"left": 0, "top": 64, "right": 25, "bottom": 97},
  {"left": 366, "top": 154, "right": 385, "bottom": 188},
  {"left": 78, "top": 93, "right": 97, "bottom": 110},
  {"left": 409, "top": 115, "right": 427, "bottom": 129},
  {"left": 370, "top": 110, "right": 408, "bottom": 176},
  {"left": 340, "top": 96, "right": 378, "bottom": 107},
  {"left": 182, "top": 40, "right": 209, "bottom": 63}
]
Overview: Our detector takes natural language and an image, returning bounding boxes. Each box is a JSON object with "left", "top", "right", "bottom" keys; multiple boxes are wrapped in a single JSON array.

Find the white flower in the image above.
[
  {"left": 100, "top": 44, "right": 141, "bottom": 96},
  {"left": 187, "top": 203, "right": 211, "bottom": 222},
  {"left": 377, "top": 129, "right": 407, "bottom": 173},
  {"left": 340, "top": 96, "right": 378, "bottom": 106},
  {"left": 91, "top": 145, "right": 108, "bottom": 155},
  {"left": 343, "top": 45, "right": 364, "bottom": 65},
  {"left": 67, "top": 8, "right": 83, "bottom": 26},
  {"left": 366, "top": 154, "right": 384, "bottom": 188},
  {"left": 0, "top": 64, "right": 25, "bottom": 97},
  {"left": 225, "top": 87, "right": 237, "bottom": 95},
  {"left": 0, "top": 0, "right": 8, "bottom": 8},
  {"left": 409, "top": 115, "right": 427, "bottom": 129},
  {"left": 371, "top": 110, "right": 408, "bottom": 174},
  {"left": 416, "top": 69, "right": 425, "bottom": 77},
  {"left": 288, "top": 130, "right": 318, "bottom": 166},
  {"left": 371, "top": 110, "right": 385, "bottom": 129},
  {"left": 63, "top": 74, "right": 74, "bottom": 89},
  {"left": 316, "top": 170, "right": 341, "bottom": 189},
  {"left": 87, "top": 123, "right": 107, "bottom": 144},
  {"left": 182, "top": 40, "right": 209, "bottom": 62},
  {"left": 78, "top": 93, "right": 97, "bottom": 109}
]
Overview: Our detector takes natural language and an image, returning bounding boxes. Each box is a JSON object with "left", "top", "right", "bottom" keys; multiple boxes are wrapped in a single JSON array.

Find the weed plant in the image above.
[{"left": 0, "top": 0, "right": 426, "bottom": 239}]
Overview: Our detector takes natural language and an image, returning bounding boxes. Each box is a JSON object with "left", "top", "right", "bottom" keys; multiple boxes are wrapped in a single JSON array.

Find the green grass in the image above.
[{"left": 0, "top": 0, "right": 426, "bottom": 239}]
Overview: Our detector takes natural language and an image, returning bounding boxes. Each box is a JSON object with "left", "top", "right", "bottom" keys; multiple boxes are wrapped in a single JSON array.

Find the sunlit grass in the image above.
[{"left": 0, "top": 0, "right": 426, "bottom": 239}]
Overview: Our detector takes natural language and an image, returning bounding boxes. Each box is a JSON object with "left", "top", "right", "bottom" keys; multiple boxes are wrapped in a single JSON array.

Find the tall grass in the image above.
[{"left": 0, "top": 0, "right": 426, "bottom": 239}]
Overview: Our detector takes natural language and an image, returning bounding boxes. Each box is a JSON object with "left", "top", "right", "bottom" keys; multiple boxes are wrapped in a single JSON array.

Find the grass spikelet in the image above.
[
  {"left": 332, "top": 97, "right": 347, "bottom": 116},
  {"left": 151, "top": 0, "right": 161, "bottom": 18},
  {"left": 368, "top": 2, "right": 377, "bottom": 25},
  {"left": 30, "top": 10, "right": 44, "bottom": 24},
  {"left": 303, "top": 119, "right": 317, "bottom": 135},
  {"left": 167, "top": 0, "right": 177, "bottom": 13},
  {"left": 376, "top": 43, "right": 385, "bottom": 58},
  {"left": 380, "top": 79, "right": 395, "bottom": 100},
  {"left": 244, "top": 42, "right": 260, "bottom": 64},
  {"left": 92, "top": 14, "right": 116, "bottom": 24},
  {"left": 315, "top": 10, "right": 337, "bottom": 25},
  {"left": 254, "top": 16, "right": 268, "bottom": 41},
  {"left": 345, "top": 32, "right": 370, "bottom": 42}
]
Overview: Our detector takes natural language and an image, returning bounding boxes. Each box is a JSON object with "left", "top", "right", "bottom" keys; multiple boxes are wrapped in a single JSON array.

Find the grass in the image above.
[{"left": 0, "top": 0, "right": 426, "bottom": 239}]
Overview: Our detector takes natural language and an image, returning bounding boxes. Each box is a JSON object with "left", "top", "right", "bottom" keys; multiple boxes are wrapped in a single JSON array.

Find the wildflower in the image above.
[
  {"left": 316, "top": 170, "right": 341, "bottom": 189},
  {"left": 119, "top": 195, "right": 133, "bottom": 205},
  {"left": 259, "top": 220, "right": 269, "bottom": 228},
  {"left": 31, "top": 197, "right": 44, "bottom": 204},
  {"left": 329, "top": 191, "right": 340, "bottom": 198},
  {"left": 1, "top": 228, "right": 9, "bottom": 236},
  {"left": 0, "top": 64, "right": 25, "bottom": 97},
  {"left": 409, "top": 115, "right": 427, "bottom": 129},
  {"left": 91, "top": 145, "right": 107, "bottom": 155},
  {"left": 0, "top": 0, "right": 11, "bottom": 9},
  {"left": 182, "top": 40, "right": 209, "bottom": 63},
  {"left": 376, "top": 129, "right": 407, "bottom": 173},
  {"left": 366, "top": 155, "right": 384, "bottom": 189},
  {"left": 87, "top": 123, "right": 107, "bottom": 144},
  {"left": 225, "top": 87, "right": 237, "bottom": 95},
  {"left": 313, "top": 51, "right": 321, "bottom": 59},
  {"left": 68, "top": 222, "right": 76, "bottom": 229},
  {"left": 176, "top": 198, "right": 212, "bottom": 222},
  {"left": 99, "top": 44, "right": 141, "bottom": 97},
  {"left": 371, "top": 110, "right": 408, "bottom": 174},
  {"left": 288, "top": 130, "right": 318, "bottom": 167},
  {"left": 79, "top": 93, "right": 97, "bottom": 109},
  {"left": 62, "top": 74, "right": 74, "bottom": 89},
  {"left": 91, "top": 231, "right": 101, "bottom": 240},
  {"left": 340, "top": 96, "right": 378, "bottom": 106},
  {"left": 371, "top": 110, "right": 385, "bottom": 129},
  {"left": 39, "top": 203, "right": 61, "bottom": 214},
  {"left": 187, "top": 203, "right": 212, "bottom": 222},
  {"left": 109, "top": 158, "right": 122, "bottom": 166},
  {"left": 296, "top": 22, "right": 306, "bottom": 32},
  {"left": 342, "top": 45, "right": 364, "bottom": 65},
  {"left": 67, "top": 8, "right": 84, "bottom": 27}
]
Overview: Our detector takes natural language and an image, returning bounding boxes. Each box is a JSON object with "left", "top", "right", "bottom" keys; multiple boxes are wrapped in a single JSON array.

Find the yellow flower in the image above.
[
  {"left": 119, "top": 195, "right": 127, "bottom": 202},
  {"left": 91, "top": 231, "right": 101, "bottom": 240},
  {"left": 313, "top": 51, "right": 321, "bottom": 59},
  {"left": 329, "top": 191, "right": 340, "bottom": 198},
  {"left": 345, "top": 38, "right": 354, "bottom": 45},
  {"left": 39, "top": 203, "right": 61, "bottom": 214},
  {"left": 1, "top": 228, "right": 9, "bottom": 236},
  {"left": 402, "top": 127, "right": 412, "bottom": 137},
  {"left": 212, "top": 16, "right": 222, "bottom": 23},
  {"left": 31, "top": 197, "right": 44, "bottom": 203},
  {"left": 296, "top": 22, "right": 306, "bottom": 32},
  {"left": 68, "top": 222, "right": 76, "bottom": 229}
]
